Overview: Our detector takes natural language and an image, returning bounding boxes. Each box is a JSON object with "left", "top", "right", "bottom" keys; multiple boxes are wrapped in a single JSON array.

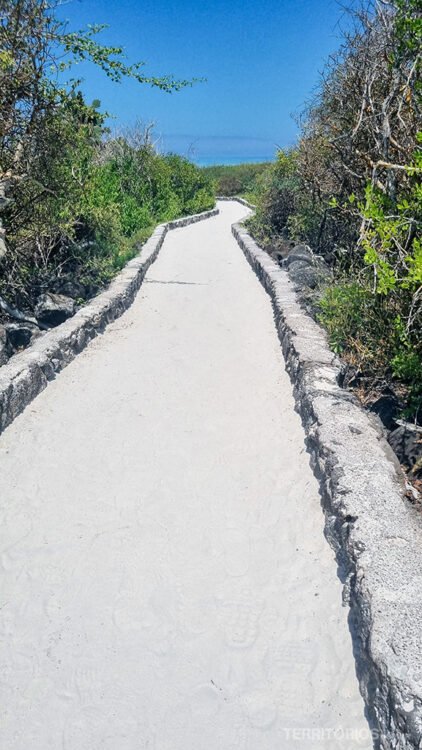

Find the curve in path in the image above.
[{"left": 0, "top": 201, "right": 371, "bottom": 749}]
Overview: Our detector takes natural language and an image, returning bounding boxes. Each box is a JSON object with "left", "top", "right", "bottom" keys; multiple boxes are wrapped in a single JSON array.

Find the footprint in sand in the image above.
[
  {"left": 216, "top": 584, "right": 264, "bottom": 649},
  {"left": 222, "top": 529, "right": 250, "bottom": 577}
]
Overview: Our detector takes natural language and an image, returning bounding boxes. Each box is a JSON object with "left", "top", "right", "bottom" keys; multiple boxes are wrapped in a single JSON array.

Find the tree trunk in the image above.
[
  {"left": 0, "top": 175, "right": 14, "bottom": 259},
  {"left": 0, "top": 222, "right": 6, "bottom": 259},
  {"left": 0, "top": 294, "right": 48, "bottom": 330}
]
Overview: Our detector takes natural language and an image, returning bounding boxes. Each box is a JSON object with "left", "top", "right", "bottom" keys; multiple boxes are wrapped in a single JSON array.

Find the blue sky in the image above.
[{"left": 57, "top": 0, "right": 349, "bottom": 164}]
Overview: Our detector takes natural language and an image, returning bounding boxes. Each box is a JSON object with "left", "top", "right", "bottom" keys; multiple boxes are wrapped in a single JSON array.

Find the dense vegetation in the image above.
[
  {"left": 0, "top": 0, "right": 213, "bottom": 317},
  {"left": 249, "top": 0, "right": 421, "bottom": 422},
  {"left": 202, "top": 162, "right": 271, "bottom": 203}
]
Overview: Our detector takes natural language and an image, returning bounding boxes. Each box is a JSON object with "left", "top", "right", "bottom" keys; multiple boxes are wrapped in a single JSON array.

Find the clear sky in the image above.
[{"left": 57, "top": 0, "right": 349, "bottom": 164}]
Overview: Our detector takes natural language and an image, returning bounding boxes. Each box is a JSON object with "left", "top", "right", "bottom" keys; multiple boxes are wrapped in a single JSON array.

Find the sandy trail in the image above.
[{"left": 0, "top": 201, "right": 371, "bottom": 749}]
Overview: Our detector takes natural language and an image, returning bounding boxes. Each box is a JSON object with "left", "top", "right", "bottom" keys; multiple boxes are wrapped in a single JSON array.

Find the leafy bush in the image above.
[
  {"left": 202, "top": 162, "right": 272, "bottom": 201},
  {"left": 1, "top": 126, "right": 215, "bottom": 308},
  {"left": 247, "top": 151, "right": 300, "bottom": 244},
  {"left": 318, "top": 279, "right": 421, "bottom": 419},
  {"left": 0, "top": 1, "right": 211, "bottom": 314},
  {"left": 248, "top": 0, "right": 421, "bottom": 421}
]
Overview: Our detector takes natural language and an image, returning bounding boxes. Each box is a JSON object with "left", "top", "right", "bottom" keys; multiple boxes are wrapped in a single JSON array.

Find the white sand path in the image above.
[{"left": 0, "top": 201, "right": 372, "bottom": 749}]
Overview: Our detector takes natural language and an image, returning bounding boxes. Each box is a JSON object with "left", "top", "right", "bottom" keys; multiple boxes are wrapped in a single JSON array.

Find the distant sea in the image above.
[{"left": 195, "top": 155, "right": 274, "bottom": 167}]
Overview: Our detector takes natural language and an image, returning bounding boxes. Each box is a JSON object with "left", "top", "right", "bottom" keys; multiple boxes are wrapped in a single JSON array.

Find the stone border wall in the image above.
[
  {"left": 0, "top": 207, "right": 218, "bottom": 436},
  {"left": 232, "top": 215, "right": 422, "bottom": 750}
]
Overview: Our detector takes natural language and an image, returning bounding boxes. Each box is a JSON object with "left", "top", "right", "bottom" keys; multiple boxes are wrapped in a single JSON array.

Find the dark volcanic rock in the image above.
[
  {"left": 270, "top": 250, "right": 288, "bottom": 264},
  {"left": 35, "top": 292, "right": 76, "bottom": 327},
  {"left": 287, "top": 260, "right": 321, "bottom": 289},
  {"left": 389, "top": 422, "right": 422, "bottom": 478},
  {"left": 5, "top": 322, "right": 41, "bottom": 351},
  {"left": 269, "top": 238, "right": 294, "bottom": 262},
  {"left": 369, "top": 393, "right": 400, "bottom": 431},
  {"left": 284, "top": 244, "right": 314, "bottom": 267},
  {"left": 53, "top": 279, "right": 86, "bottom": 300},
  {"left": 340, "top": 364, "right": 361, "bottom": 389}
]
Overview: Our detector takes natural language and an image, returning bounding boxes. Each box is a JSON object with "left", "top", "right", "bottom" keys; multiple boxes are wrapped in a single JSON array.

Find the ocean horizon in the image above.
[
  {"left": 194, "top": 155, "right": 274, "bottom": 167},
  {"left": 156, "top": 134, "right": 277, "bottom": 167}
]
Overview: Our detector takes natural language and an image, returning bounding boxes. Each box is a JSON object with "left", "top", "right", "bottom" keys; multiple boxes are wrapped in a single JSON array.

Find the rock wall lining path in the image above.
[
  {"left": 1, "top": 195, "right": 421, "bottom": 746},
  {"left": 0, "top": 200, "right": 370, "bottom": 750},
  {"left": 232, "top": 213, "right": 422, "bottom": 750},
  {"left": 0, "top": 208, "right": 218, "bottom": 436}
]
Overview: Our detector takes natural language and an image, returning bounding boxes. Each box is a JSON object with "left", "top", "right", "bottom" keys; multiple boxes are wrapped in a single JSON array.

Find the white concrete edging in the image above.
[
  {"left": 0, "top": 207, "right": 218, "bottom": 435},
  {"left": 232, "top": 211, "right": 422, "bottom": 750}
]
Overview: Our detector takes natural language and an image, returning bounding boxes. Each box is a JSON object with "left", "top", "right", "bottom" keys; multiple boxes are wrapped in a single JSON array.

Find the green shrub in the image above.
[
  {"left": 318, "top": 280, "right": 421, "bottom": 418},
  {"left": 1, "top": 121, "right": 216, "bottom": 307},
  {"left": 246, "top": 2, "right": 421, "bottom": 422},
  {"left": 202, "top": 162, "right": 272, "bottom": 200},
  {"left": 248, "top": 151, "right": 299, "bottom": 238}
]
